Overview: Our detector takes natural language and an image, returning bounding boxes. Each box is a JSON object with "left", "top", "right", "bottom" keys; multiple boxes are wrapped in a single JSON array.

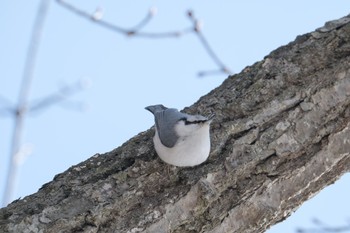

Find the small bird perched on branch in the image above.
[{"left": 145, "top": 104, "right": 214, "bottom": 167}]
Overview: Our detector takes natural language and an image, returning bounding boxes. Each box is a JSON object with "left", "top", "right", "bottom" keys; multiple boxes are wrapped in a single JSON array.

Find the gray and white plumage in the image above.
[{"left": 145, "top": 104, "right": 214, "bottom": 167}]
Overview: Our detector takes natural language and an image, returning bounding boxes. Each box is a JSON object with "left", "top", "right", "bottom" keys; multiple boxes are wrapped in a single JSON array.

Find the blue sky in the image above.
[{"left": 1, "top": 1, "right": 350, "bottom": 232}]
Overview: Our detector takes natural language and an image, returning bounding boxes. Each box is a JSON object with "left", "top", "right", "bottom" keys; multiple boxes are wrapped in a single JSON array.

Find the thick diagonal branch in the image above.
[{"left": 1, "top": 14, "right": 350, "bottom": 233}]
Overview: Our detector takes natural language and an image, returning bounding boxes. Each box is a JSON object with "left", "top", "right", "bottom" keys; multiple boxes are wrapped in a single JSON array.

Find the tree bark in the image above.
[{"left": 1, "top": 14, "right": 350, "bottom": 233}]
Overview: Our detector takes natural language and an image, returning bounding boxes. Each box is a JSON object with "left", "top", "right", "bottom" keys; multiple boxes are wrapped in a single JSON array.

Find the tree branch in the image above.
[
  {"left": 56, "top": 0, "right": 231, "bottom": 76},
  {"left": 1, "top": 14, "right": 350, "bottom": 233},
  {"left": 1, "top": 0, "right": 89, "bottom": 206},
  {"left": 56, "top": 0, "right": 193, "bottom": 38},
  {"left": 297, "top": 225, "right": 350, "bottom": 233},
  {"left": 187, "top": 11, "right": 231, "bottom": 76},
  {"left": 28, "top": 79, "right": 89, "bottom": 114},
  {"left": 2, "top": 0, "right": 51, "bottom": 207},
  {"left": 297, "top": 219, "right": 350, "bottom": 233}
]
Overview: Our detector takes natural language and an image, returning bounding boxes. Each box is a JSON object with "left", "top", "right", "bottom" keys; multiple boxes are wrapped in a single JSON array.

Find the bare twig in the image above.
[
  {"left": 56, "top": 0, "right": 193, "bottom": 38},
  {"left": 28, "top": 79, "right": 90, "bottom": 114},
  {"left": 56, "top": 0, "right": 127, "bottom": 34},
  {"left": 297, "top": 219, "right": 350, "bottom": 233},
  {"left": 129, "top": 7, "right": 157, "bottom": 32},
  {"left": 297, "top": 226, "right": 350, "bottom": 233},
  {"left": 198, "top": 69, "right": 230, "bottom": 77},
  {"left": 55, "top": 0, "right": 231, "bottom": 76},
  {"left": 2, "top": 0, "right": 51, "bottom": 207},
  {"left": 56, "top": 100, "right": 89, "bottom": 112},
  {"left": 187, "top": 10, "right": 232, "bottom": 76}
]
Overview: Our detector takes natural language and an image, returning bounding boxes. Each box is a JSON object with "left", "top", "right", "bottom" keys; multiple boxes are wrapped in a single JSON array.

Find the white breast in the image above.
[{"left": 153, "top": 121, "right": 211, "bottom": 167}]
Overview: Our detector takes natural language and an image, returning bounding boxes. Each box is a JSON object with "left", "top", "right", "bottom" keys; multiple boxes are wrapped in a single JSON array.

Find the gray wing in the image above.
[{"left": 154, "top": 108, "right": 185, "bottom": 148}]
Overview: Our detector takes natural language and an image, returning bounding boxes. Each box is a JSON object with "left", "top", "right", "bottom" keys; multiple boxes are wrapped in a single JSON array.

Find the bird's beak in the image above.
[
  {"left": 145, "top": 104, "right": 168, "bottom": 114},
  {"left": 145, "top": 106, "right": 154, "bottom": 113}
]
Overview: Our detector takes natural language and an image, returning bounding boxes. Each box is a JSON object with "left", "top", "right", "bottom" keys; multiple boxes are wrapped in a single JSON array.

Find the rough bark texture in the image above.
[{"left": 1, "top": 14, "right": 350, "bottom": 233}]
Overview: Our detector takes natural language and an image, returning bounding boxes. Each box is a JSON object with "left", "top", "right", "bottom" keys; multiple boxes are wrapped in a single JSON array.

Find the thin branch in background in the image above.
[
  {"left": 198, "top": 69, "right": 231, "bottom": 77},
  {"left": 129, "top": 6, "right": 157, "bottom": 33},
  {"left": 296, "top": 226, "right": 350, "bottom": 233},
  {"left": 296, "top": 219, "right": 350, "bottom": 233},
  {"left": 57, "top": 100, "right": 89, "bottom": 112},
  {"left": 187, "top": 10, "right": 232, "bottom": 77},
  {"left": 56, "top": 0, "right": 128, "bottom": 34},
  {"left": 56, "top": 0, "right": 193, "bottom": 38},
  {"left": 13, "top": 143, "right": 34, "bottom": 167},
  {"left": 2, "top": 0, "right": 51, "bottom": 207},
  {"left": 56, "top": 0, "right": 231, "bottom": 76},
  {"left": 28, "top": 79, "right": 91, "bottom": 115}
]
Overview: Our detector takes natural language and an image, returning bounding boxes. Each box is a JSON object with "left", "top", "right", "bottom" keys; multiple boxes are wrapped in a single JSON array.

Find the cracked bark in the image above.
[{"left": 1, "top": 14, "right": 350, "bottom": 233}]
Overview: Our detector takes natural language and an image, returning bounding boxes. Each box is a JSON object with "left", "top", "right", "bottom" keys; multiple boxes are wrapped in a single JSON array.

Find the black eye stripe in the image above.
[
  {"left": 184, "top": 119, "right": 208, "bottom": 125},
  {"left": 178, "top": 117, "right": 208, "bottom": 125}
]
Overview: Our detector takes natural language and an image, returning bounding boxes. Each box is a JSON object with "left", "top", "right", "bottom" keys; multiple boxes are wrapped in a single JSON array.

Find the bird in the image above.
[{"left": 145, "top": 104, "right": 214, "bottom": 167}]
